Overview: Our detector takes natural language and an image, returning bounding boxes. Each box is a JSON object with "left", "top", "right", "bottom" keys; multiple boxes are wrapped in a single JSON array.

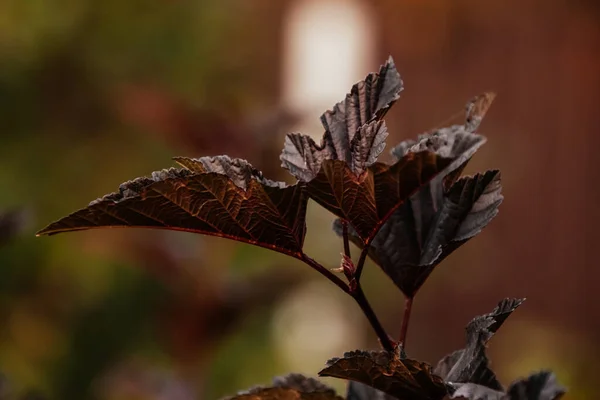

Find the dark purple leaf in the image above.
[
  {"left": 447, "top": 383, "right": 505, "bottom": 400},
  {"left": 37, "top": 156, "right": 308, "bottom": 257},
  {"left": 319, "top": 350, "right": 447, "bottom": 400},
  {"left": 435, "top": 299, "right": 525, "bottom": 391},
  {"left": 447, "top": 370, "right": 566, "bottom": 400},
  {"left": 506, "top": 371, "right": 565, "bottom": 400},
  {"left": 280, "top": 57, "right": 402, "bottom": 182},
  {"left": 391, "top": 92, "right": 494, "bottom": 161},
  {"left": 225, "top": 374, "right": 343, "bottom": 400},
  {"left": 389, "top": 92, "right": 495, "bottom": 193},
  {"left": 350, "top": 120, "right": 389, "bottom": 176},
  {"left": 309, "top": 151, "right": 453, "bottom": 242},
  {"left": 334, "top": 169, "right": 501, "bottom": 296},
  {"left": 332, "top": 93, "right": 499, "bottom": 296}
]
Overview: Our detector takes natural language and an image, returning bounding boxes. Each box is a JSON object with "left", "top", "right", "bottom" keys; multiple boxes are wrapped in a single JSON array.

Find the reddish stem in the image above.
[
  {"left": 353, "top": 284, "right": 395, "bottom": 352},
  {"left": 341, "top": 220, "right": 351, "bottom": 259},
  {"left": 354, "top": 245, "right": 370, "bottom": 281},
  {"left": 299, "top": 252, "right": 394, "bottom": 352},
  {"left": 398, "top": 296, "right": 414, "bottom": 350}
]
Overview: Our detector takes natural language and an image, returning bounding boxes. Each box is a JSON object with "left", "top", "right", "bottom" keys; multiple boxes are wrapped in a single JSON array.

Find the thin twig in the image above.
[
  {"left": 353, "top": 284, "right": 395, "bottom": 352},
  {"left": 354, "top": 245, "right": 370, "bottom": 281},
  {"left": 398, "top": 296, "right": 414, "bottom": 350},
  {"left": 341, "top": 220, "right": 351, "bottom": 259}
]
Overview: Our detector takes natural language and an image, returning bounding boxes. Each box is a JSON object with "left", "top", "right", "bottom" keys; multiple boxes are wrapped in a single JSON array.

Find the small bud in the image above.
[{"left": 340, "top": 253, "right": 356, "bottom": 276}]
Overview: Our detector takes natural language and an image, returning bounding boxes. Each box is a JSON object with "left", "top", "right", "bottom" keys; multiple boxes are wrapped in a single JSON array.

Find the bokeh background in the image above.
[{"left": 1, "top": 0, "right": 599, "bottom": 399}]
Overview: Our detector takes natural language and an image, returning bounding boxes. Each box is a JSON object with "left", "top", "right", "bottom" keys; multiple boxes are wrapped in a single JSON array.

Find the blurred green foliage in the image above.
[{"left": 0, "top": 1, "right": 276, "bottom": 398}]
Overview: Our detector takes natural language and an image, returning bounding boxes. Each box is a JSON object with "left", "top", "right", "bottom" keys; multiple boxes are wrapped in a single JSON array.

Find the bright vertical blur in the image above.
[{"left": 282, "top": 0, "right": 375, "bottom": 138}]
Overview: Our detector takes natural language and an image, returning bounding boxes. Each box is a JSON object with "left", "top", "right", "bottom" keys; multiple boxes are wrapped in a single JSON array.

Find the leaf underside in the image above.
[
  {"left": 448, "top": 370, "right": 566, "bottom": 400},
  {"left": 448, "top": 382, "right": 505, "bottom": 400},
  {"left": 435, "top": 298, "right": 525, "bottom": 391},
  {"left": 319, "top": 350, "right": 447, "bottom": 400},
  {"left": 333, "top": 94, "right": 501, "bottom": 297},
  {"left": 281, "top": 57, "right": 403, "bottom": 182},
  {"left": 36, "top": 156, "right": 308, "bottom": 257},
  {"left": 224, "top": 374, "right": 343, "bottom": 400},
  {"left": 506, "top": 371, "right": 566, "bottom": 400}
]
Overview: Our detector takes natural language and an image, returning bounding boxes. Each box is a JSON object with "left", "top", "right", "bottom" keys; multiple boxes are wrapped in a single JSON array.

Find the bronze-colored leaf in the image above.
[
  {"left": 225, "top": 374, "right": 344, "bottom": 400},
  {"left": 319, "top": 350, "right": 448, "bottom": 400},
  {"left": 309, "top": 151, "right": 452, "bottom": 242},
  {"left": 334, "top": 169, "right": 501, "bottom": 297},
  {"left": 37, "top": 156, "right": 308, "bottom": 257},
  {"left": 435, "top": 299, "right": 525, "bottom": 391},
  {"left": 506, "top": 371, "right": 566, "bottom": 400},
  {"left": 281, "top": 57, "right": 402, "bottom": 182}
]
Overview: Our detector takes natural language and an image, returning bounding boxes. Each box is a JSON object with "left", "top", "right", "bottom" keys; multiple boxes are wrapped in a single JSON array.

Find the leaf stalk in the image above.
[{"left": 398, "top": 296, "right": 414, "bottom": 350}]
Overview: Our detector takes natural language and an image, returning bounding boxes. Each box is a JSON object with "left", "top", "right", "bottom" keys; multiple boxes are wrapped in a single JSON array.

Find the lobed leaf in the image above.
[
  {"left": 224, "top": 374, "right": 343, "bottom": 400},
  {"left": 435, "top": 299, "right": 525, "bottom": 391},
  {"left": 37, "top": 156, "right": 308, "bottom": 257},
  {"left": 281, "top": 57, "right": 402, "bottom": 182},
  {"left": 310, "top": 151, "right": 453, "bottom": 242},
  {"left": 506, "top": 371, "right": 566, "bottom": 400},
  {"left": 319, "top": 350, "right": 447, "bottom": 400},
  {"left": 334, "top": 93, "right": 500, "bottom": 296}
]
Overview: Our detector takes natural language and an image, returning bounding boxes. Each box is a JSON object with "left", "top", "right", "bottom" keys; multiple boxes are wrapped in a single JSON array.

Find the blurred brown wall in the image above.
[{"left": 249, "top": 0, "right": 600, "bottom": 389}]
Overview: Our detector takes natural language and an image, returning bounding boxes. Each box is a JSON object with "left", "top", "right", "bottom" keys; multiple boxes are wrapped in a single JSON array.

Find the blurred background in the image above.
[{"left": 0, "top": 0, "right": 598, "bottom": 399}]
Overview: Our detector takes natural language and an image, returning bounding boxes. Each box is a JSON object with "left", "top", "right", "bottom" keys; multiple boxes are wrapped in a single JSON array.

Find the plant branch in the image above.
[
  {"left": 299, "top": 253, "right": 350, "bottom": 294},
  {"left": 341, "top": 220, "right": 351, "bottom": 259},
  {"left": 298, "top": 252, "right": 394, "bottom": 352},
  {"left": 354, "top": 245, "right": 370, "bottom": 281},
  {"left": 353, "top": 284, "right": 395, "bottom": 352},
  {"left": 398, "top": 296, "right": 414, "bottom": 350}
]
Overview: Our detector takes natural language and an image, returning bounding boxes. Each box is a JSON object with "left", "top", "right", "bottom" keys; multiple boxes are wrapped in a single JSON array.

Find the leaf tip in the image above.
[{"left": 35, "top": 226, "right": 51, "bottom": 237}]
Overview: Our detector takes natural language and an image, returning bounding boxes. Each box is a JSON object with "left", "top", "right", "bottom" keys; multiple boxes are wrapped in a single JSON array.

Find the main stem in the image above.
[
  {"left": 353, "top": 284, "right": 395, "bottom": 352},
  {"left": 299, "top": 252, "right": 394, "bottom": 352},
  {"left": 398, "top": 296, "right": 414, "bottom": 350}
]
